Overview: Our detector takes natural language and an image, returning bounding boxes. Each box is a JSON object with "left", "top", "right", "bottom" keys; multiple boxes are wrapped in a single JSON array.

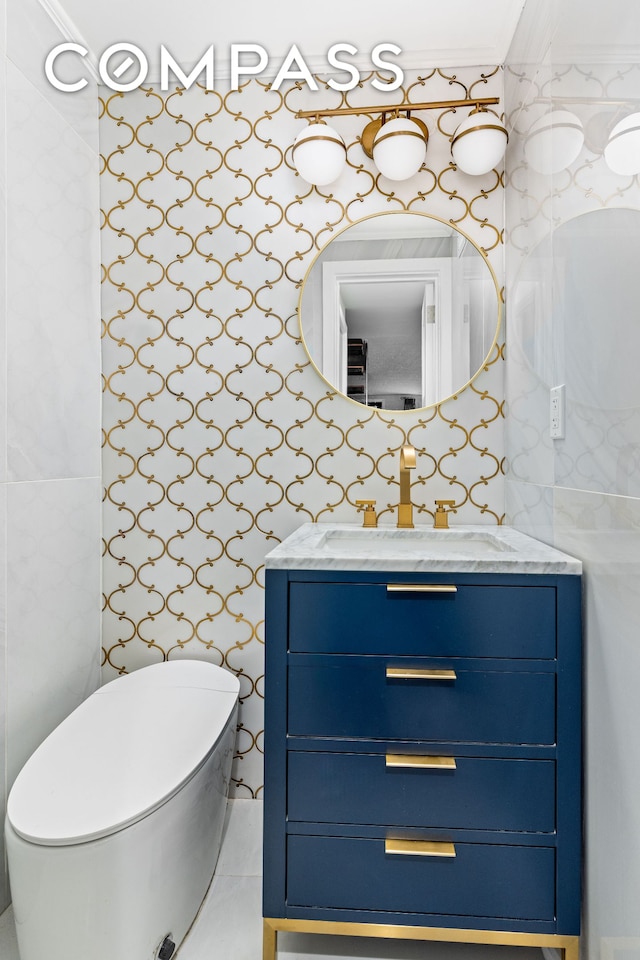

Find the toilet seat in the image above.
[{"left": 7, "top": 661, "right": 240, "bottom": 847}]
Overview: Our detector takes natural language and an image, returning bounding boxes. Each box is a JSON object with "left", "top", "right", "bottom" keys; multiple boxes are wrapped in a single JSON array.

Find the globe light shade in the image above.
[
  {"left": 292, "top": 122, "right": 346, "bottom": 186},
  {"left": 524, "top": 110, "right": 584, "bottom": 175},
  {"left": 372, "top": 117, "right": 428, "bottom": 181},
  {"left": 603, "top": 112, "right": 640, "bottom": 175},
  {"left": 451, "top": 111, "right": 509, "bottom": 176}
]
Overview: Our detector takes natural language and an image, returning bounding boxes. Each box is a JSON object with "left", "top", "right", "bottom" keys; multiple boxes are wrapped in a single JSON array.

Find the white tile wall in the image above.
[
  {"left": 5, "top": 478, "right": 101, "bottom": 787},
  {"left": 5, "top": 0, "right": 98, "bottom": 151},
  {"left": 5, "top": 60, "right": 100, "bottom": 483},
  {"left": 554, "top": 490, "right": 640, "bottom": 960},
  {"left": 0, "top": 484, "right": 7, "bottom": 909},
  {"left": 0, "top": 0, "right": 102, "bottom": 913},
  {"left": 505, "top": 1, "right": 640, "bottom": 956},
  {"left": 0, "top": 0, "right": 7, "bottom": 910}
]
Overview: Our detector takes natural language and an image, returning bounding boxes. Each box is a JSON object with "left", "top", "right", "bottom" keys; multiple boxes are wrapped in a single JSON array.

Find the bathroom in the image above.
[{"left": 0, "top": 0, "right": 638, "bottom": 957}]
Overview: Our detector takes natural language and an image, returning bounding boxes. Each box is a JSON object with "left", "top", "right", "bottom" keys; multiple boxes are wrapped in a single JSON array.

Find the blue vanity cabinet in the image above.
[{"left": 263, "top": 568, "right": 582, "bottom": 960}]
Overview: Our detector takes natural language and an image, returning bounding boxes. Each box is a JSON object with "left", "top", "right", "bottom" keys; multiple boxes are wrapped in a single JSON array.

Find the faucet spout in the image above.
[{"left": 397, "top": 444, "right": 416, "bottom": 529}]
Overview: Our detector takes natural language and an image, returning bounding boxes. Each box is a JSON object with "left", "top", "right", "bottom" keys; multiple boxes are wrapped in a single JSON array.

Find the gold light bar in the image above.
[{"left": 296, "top": 96, "right": 500, "bottom": 120}]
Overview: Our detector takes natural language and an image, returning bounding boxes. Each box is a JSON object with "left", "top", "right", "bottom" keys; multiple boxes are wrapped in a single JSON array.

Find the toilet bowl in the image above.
[{"left": 5, "top": 659, "right": 240, "bottom": 960}]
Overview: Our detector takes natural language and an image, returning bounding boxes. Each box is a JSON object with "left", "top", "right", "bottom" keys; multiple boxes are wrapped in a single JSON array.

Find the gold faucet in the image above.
[{"left": 397, "top": 444, "right": 416, "bottom": 528}]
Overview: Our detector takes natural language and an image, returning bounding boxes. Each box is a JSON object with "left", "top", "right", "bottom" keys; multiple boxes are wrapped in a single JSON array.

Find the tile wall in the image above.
[{"left": 0, "top": 0, "right": 102, "bottom": 910}]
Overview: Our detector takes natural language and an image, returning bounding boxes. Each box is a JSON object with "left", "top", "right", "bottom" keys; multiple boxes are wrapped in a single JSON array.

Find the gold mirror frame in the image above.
[{"left": 298, "top": 211, "right": 503, "bottom": 412}]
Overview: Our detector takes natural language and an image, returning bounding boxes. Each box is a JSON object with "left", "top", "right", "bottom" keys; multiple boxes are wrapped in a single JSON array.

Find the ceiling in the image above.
[{"left": 47, "top": 0, "right": 527, "bottom": 77}]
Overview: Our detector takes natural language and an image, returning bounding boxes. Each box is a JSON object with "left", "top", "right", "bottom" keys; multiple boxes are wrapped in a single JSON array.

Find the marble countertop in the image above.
[{"left": 265, "top": 522, "right": 583, "bottom": 574}]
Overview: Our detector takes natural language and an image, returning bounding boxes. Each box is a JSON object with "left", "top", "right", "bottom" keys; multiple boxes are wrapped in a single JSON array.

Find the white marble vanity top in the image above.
[{"left": 265, "top": 522, "right": 582, "bottom": 574}]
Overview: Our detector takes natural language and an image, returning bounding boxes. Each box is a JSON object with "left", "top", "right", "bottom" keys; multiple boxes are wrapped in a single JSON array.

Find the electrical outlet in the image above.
[{"left": 550, "top": 384, "right": 565, "bottom": 439}]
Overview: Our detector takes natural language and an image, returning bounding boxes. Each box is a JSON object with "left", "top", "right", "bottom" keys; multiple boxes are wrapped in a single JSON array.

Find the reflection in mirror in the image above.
[
  {"left": 512, "top": 208, "right": 640, "bottom": 498},
  {"left": 299, "top": 212, "right": 501, "bottom": 411}
]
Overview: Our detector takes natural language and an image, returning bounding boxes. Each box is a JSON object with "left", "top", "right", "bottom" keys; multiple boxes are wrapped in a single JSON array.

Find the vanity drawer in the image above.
[
  {"left": 288, "top": 657, "right": 556, "bottom": 744},
  {"left": 288, "top": 581, "right": 556, "bottom": 659},
  {"left": 287, "top": 835, "right": 556, "bottom": 922},
  {"left": 287, "top": 752, "right": 556, "bottom": 833}
]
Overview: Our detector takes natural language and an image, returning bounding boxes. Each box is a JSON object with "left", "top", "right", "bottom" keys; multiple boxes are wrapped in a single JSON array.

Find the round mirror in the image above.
[{"left": 298, "top": 211, "right": 502, "bottom": 411}]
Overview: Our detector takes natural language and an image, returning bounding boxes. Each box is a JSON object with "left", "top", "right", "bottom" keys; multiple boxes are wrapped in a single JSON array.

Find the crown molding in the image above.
[
  {"left": 139, "top": 50, "right": 503, "bottom": 88},
  {"left": 550, "top": 41, "right": 640, "bottom": 65},
  {"left": 37, "top": 0, "right": 100, "bottom": 81}
]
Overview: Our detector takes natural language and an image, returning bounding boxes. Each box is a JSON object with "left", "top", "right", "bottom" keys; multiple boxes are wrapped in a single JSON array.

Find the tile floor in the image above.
[{"left": 0, "top": 800, "right": 546, "bottom": 960}]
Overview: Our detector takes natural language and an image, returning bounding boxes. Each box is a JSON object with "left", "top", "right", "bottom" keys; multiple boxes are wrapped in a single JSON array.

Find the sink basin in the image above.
[
  {"left": 319, "top": 528, "right": 513, "bottom": 558},
  {"left": 264, "top": 522, "right": 583, "bottom": 574}
]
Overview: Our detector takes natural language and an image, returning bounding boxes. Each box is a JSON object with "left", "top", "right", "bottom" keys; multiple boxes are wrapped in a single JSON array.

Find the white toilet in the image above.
[{"left": 5, "top": 659, "right": 240, "bottom": 960}]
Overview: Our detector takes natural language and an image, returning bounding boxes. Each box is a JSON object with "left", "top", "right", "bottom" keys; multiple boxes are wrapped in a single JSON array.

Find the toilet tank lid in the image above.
[{"left": 7, "top": 661, "right": 240, "bottom": 846}]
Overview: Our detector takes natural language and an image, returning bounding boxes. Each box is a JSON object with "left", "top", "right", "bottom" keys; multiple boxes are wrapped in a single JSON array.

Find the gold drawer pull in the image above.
[
  {"left": 385, "top": 667, "right": 457, "bottom": 681},
  {"left": 387, "top": 584, "right": 457, "bottom": 594},
  {"left": 385, "top": 839, "right": 456, "bottom": 858},
  {"left": 386, "top": 754, "right": 457, "bottom": 770}
]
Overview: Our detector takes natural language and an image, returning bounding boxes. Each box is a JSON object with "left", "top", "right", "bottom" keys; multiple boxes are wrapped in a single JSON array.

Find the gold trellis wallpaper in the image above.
[{"left": 100, "top": 66, "right": 506, "bottom": 796}]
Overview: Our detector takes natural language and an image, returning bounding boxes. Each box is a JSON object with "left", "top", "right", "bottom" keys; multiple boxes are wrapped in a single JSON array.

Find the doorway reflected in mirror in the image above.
[{"left": 299, "top": 211, "right": 501, "bottom": 412}]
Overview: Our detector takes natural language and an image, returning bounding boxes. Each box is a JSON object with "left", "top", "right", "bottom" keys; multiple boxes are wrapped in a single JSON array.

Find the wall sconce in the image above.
[
  {"left": 450, "top": 107, "right": 510, "bottom": 176},
  {"left": 292, "top": 120, "right": 347, "bottom": 186},
  {"left": 292, "top": 96, "right": 507, "bottom": 185},
  {"left": 603, "top": 112, "right": 640, "bottom": 175},
  {"left": 369, "top": 114, "right": 429, "bottom": 181},
  {"left": 524, "top": 109, "right": 585, "bottom": 174}
]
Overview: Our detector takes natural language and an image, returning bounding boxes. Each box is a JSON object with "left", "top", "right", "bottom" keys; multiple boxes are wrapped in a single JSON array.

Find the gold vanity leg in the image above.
[
  {"left": 262, "top": 919, "right": 277, "bottom": 960},
  {"left": 562, "top": 937, "right": 580, "bottom": 960}
]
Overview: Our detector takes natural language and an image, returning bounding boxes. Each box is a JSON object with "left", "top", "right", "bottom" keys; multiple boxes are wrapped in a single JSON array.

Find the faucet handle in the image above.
[
  {"left": 434, "top": 500, "right": 456, "bottom": 529},
  {"left": 355, "top": 499, "right": 378, "bottom": 528}
]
